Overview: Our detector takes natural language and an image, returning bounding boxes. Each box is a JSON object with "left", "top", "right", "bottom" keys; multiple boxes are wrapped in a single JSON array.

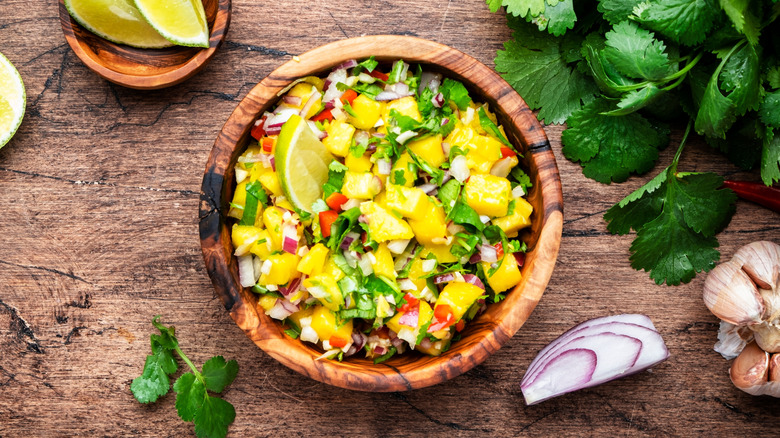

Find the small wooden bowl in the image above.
[
  {"left": 59, "top": 0, "right": 231, "bottom": 90},
  {"left": 200, "top": 36, "right": 563, "bottom": 392}
]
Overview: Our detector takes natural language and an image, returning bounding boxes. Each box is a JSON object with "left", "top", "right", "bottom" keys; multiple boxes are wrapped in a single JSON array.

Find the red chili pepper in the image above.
[
  {"left": 723, "top": 180, "right": 780, "bottom": 213},
  {"left": 494, "top": 242, "right": 504, "bottom": 259},
  {"left": 319, "top": 210, "right": 339, "bottom": 238},
  {"left": 325, "top": 192, "right": 349, "bottom": 211},
  {"left": 500, "top": 147, "right": 516, "bottom": 158},
  {"left": 261, "top": 137, "right": 275, "bottom": 153},
  {"left": 250, "top": 115, "right": 267, "bottom": 140},
  {"left": 369, "top": 70, "right": 389, "bottom": 82},
  {"left": 311, "top": 109, "right": 334, "bottom": 122},
  {"left": 329, "top": 336, "right": 348, "bottom": 349},
  {"left": 399, "top": 292, "right": 419, "bottom": 313},
  {"left": 341, "top": 89, "right": 358, "bottom": 105}
]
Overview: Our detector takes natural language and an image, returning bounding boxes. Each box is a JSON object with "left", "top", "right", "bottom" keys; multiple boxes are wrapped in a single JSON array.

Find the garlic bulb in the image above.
[
  {"left": 703, "top": 241, "right": 780, "bottom": 353},
  {"left": 704, "top": 241, "right": 780, "bottom": 398}
]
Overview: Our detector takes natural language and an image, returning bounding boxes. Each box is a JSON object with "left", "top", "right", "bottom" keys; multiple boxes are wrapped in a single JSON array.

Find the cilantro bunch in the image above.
[
  {"left": 130, "top": 317, "right": 238, "bottom": 438},
  {"left": 489, "top": 0, "right": 780, "bottom": 285}
]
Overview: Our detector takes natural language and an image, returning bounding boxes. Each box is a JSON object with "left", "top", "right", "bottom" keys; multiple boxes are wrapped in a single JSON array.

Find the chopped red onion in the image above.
[
  {"left": 298, "top": 89, "right": 320, "bottom": 117},
  {"left": 463, "top": 274, "right": 485, "bottom": 290},
  {"left": 264, "top": 124, "right": 282, "bottom": 135},
  {"left": 330, "top": 106, "right": 347, "bottom": 121},
  {"left": 269, "top": 155, "right": 276, "bottom": 171},
  {"left": 441, "top": 141, "right": 451, "bottom": 157},
  {"left": 393, "top": 82, "right": 410, "bottom": 97},
  {"left": 323, "top": 79, "right": 332, "bottom": 91},
  {"left": 352, "top": 332, "right": 368, "bottom": 351},
  {"left": 267, "top": 299, "right": 297, "bottom": 320},
  {"left": 323, "top": 69, "right": 347, "bottom": 103},
  {"left": 237, "top": 255, "right": 256, "bottom": 288},
  {"left": 398, "top": 278, "right": 417, "bottom": 291},
  {"left": 282, "top": 95, "right": 302, "bottom": 106},
  {"left": 490, "top": 157, "right": 515, "bottom": 178},
  {"left": 280, "top": 277, "right": 301, "bottom": 297},
  {"left": 366, "top": 143, "right": 378, "bottom": 153},
  {"left": 417, "top": 183, "right": 438, "bottom": 194},
  {"left": 335, "top": 59, "right": 358, "bottom": 70},
  {"left": 323, "top": 100, "right": 335, "bottom": 110},
  {"left": 441, "top": 118, "right": 449, "bottom": 127},
  {"left": 377, "top": 159, "right": 392, "bottom": 175},
  {"left": 390, "top": 336, "right": 405, "bottom": 348},
  {"left": 432, "top": 92, "right": 444, "bottom": 108},
  {"left": 469, "top": 252, "right": 482, "bottom": 264},
  {"left": 371, "top": 132, "right": 386, "bottom": 139},
  {"left": 354, "top": 130, "right": 370, "bottom": 147},
  {"left": 282, "top": 224, "right": 298, "bottom": 254},
  {"left": 419, "top": 337, "right": 433, "bottom": 350},
  {"left": 434, "top": 273, "right": 455, "bottom": 284},
  {"left": 441, "top": 170, "right": 452, "bottom": 185},
  {"left": 514, "top": 252, "right": 526, "bottom": 267},
  {"left": 374, "top": 346, "right": 387, "bottom": 356},
  {"left": 480, "top": 245, "right": 498, "bottom": 263},
  {"left": 340, "top": 232, "right": 360, "bottom": 251},
  {"left": 341, "top": 198, "right": 362, "bottom": 211},
  {"left": 375, "top": 91, "right": 402, "bottom": 101}
]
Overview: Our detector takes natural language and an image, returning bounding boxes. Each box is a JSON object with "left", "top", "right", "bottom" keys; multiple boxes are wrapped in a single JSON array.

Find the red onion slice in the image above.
[
  {"left": 282, "top": 95, "right": 302, "bottom": 106},
  {"left": 432, "top": 92, "right": 444, "bottom": 108},
  {"left": 462, "top": 274, "right": 485, "bottom": 290},
  {"left": 417, "top": 183, "right": 438, "bottom": 195},
  {"left": 479, "top": 245, "right": 498, "bottom": 263},
  {"left": 282, "top": 224, "right": 299, "bottom": 254},
  {"left": 520, "top": 315, "right": 669, "bottom": 405},
  {"left": 433, "top": 273, "right": 455, "bottom": 284},
  {"left": 335, "top": 59, "right": 358, "bottom": 70}
]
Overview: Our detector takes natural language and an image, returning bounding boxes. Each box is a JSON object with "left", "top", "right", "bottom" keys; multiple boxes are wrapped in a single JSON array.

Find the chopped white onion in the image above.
[
  {"left": 234, "top": 165, "right": 249, "bottom": 184},
  {"left": 480, "top": 245, "right": 498, "bottom": 263},
  {"left": 238, "top": 255, "right": 256, "bottom": 288},
  {"left": 387, "top": 239, "right": 410, "bottom": 254},
  {"left": 421, "top": 259, "right": 436, "bottom": 273},
  {"left": 377, "top": 159, "right": 392, "bottom": 175},
  {"left": 358, "top": 255, "right": 374, "bottom": 276},
  {"left": 358, "top": 72, "right": 376, "bottom": 83},
  {"left": 396, "top": 327, "right": 418, "bottom": 346},
  {"left": 323, "top": 69, "right": 348, "bottom": 104},
  {"left": 330, "top": 106, "right": 347, "bottom": 121},
  {"left": 490, "top": 157, "right": 515, "bottom": 178},
  {"left": 512, "top": 185, "right": 526, "bottom": 199},
  {"left": 447, "top": 222, "right": 465, "bottom": 236},
  {"left": 341, "top": 198, "right": 362, "bottom": 211},
  {"left": 479, "top": 215, "right": 491, "bottom": 224},
  {"left": 252, "top": 256, "right": 263, "bottom": 282},
  {"left": 375, "top": 91, "right": 402, "bottom": 101},
  {"left": 417, "top": 183, "right": 438, "bottom": 194},
  {"left": 267, "top": 299, "right": 296, "bottom": 320},
  {"left": 345, "top": 75, "right": 359, "bottom": 87},
  {"left": 233, "top": 240, "right": 254, "bottom": 257},
  {"left": 395, "top": 130, "right": 418, "bottom": 145},
  {"left": 450, "top": 155, "right": 470, "bottom": 182},
  {"left": 398, "top": 278, "right": 417, "bottom": 291}
]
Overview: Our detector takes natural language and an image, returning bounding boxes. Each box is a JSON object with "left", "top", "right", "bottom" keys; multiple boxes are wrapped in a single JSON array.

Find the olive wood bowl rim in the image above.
[
  {"left": 199, "top": 35, "right": 563, "bottom": 392},
  {"left": 58, "top": 0, "right": 231, "bottom": 90}
]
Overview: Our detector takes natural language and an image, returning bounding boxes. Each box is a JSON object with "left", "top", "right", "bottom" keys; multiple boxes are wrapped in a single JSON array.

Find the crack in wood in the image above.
[
  {"left": 223, "top": 41, "right": 294, "bottom": 57},
  {"left": 390, "top": 393, "right": 491, "bottom": 432},
  {"left": 0, "top": 298, "right": 44, "bottom": 354},
  {"left": 0, "top": 259, "right": 89, "bottom": 284},
  {"left": 0, "top": 167, "right": 198, "bottom": 196}
]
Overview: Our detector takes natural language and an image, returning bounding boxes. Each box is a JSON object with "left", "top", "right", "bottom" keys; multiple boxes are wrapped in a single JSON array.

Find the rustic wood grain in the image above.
[
  {"left": 1, "top": 0, "right": 779, "bottom": 436},
  {"left": 59, "top": 0, "right": 231, "bottom": 90},
  {"left": 200, "top": 35, "right": 563, "bottom": 392}
]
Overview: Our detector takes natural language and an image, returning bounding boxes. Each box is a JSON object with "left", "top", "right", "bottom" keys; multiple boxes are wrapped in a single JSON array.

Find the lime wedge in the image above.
[
  {"left": 133, "top": 0, "right": 210, "bottom": 48},
  {"left": 0, "top": 52, "right": 25, "bottom": 149},
  {"left": 275, "top": 115, "right": 335, "bottom": 213},
  {"left": 63, "top": 0, "right": 173, "bottom": 49}
]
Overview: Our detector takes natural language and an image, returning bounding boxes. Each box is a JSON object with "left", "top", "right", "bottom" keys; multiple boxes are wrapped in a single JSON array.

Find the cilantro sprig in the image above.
[
  {"left": 490, "top": 0, "right": 779, "bottom": 285},
  {"left": 131, "top": 317, "right": 238, "bottom": 438}
]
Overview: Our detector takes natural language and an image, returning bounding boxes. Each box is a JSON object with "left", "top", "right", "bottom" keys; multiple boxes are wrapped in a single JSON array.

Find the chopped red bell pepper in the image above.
[
  {"left": 329, "top": 336, "right": 348, "bottom": 349},
  {"left": 311, "top": 109, "right": 334, "bottom": 122},
  {"left": 428, "top": 304, "right": 455, "bottom": 332},
  {"left": 399, "top": 292, "right": 419, "bottom": 313},
  {"left": 341, "top": 89, "right": 358, "bottom": 105},
  {"left": 250, "top": 115, "right": 268, "bottom": 140},
  {"left": 319, "top": 210, "right": 339, "bottom": 238},
  {"left": 723, "top": 180, "right": 780, "bottom": 213},
  {"left": 455, "top": 320, "right": 466, "bottom": 332},
  {"left": 261, "top": 137, "right": 275, "bottom": 153},
  {"left": 500, "top": 147, "right": 516, "bottom": 158},
  {"left": 494, "top": 242, "right": 504, "bottom": 259},
  {"left": 325, "top": 192, "right": 349, "bottom": 211},
  {"left": 369, "top": 70, "right": 389, "bottom": 82},
  {"left": 398, "top": 303, "right": 420, "bottom": 328}
]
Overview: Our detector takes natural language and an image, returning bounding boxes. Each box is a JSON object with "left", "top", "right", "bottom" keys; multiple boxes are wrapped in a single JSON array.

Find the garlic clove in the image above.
[
  {"left": 770, "top": 353, "right": 780, "bottom": 382},
  {"left": 750, "top": 322, "right": 780, "bottom": 353},
  {"left": 703, "top": 260, "right": 765, "bottom": 325},
  {"left": 730, "top": 341, "right": 770, "bottom": 395},
  {"left": 714, "top": 321, "right": 753, "bottom": 360},
  {"left": 732, "top": 241, "right": 780, "bottom": 291}
]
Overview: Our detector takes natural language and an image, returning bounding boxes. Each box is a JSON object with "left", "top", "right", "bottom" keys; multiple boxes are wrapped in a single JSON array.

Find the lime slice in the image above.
[
  {"left": 275, "top": 115, "right": 335, "bottom": 213},
  {"left": 0, "top": 52, "right": 25, "bottom": 150},
  {"left": 132, "top": 0, "right": 209, "bottom": 48},
  {"left": 63, "top": 0, "right": 173, "bottom": 49}
]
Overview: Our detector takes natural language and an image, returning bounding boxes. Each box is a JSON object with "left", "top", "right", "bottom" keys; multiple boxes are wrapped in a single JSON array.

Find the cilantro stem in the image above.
[
  {"left": 662, "top": 51, "right": 703, "bottom": 83},
  {"left": 670, "top": 120, "right": 693, "bottom": 173},
  {"left": 174, "top": 345, "right": 204, "bottom": 382}
]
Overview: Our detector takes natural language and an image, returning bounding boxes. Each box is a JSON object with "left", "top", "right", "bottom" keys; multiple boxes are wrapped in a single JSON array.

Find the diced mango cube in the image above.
[
  {"left": 323, "top": 256, "right": 345, "bottom": 282},
  {"left": 341, "top": 171, "right": 382, "bottom": 200},
  {"left": 360, "top": 201, "right": 414, "bottom": 242},
  {"left": 323, "top": 120, "right": 355, "bottom": 157},
  {"left": 390, "top": 152, "right": 416, "bottom": 187},
  {"left": 303, "top": 274, "right": 344, "bottom": 311},
  {"left": 445, "top": 125, "right": 477, "bottom": 152},
  {"left": 405, "top": 258, "right": 429, "bottom": 294},
  {"left": 231, "top": 225, "right": 272, "bottom": 258},
  {"left": 257, "top": 294, "right": 278, "bottom": 313},
  {"left": 258, "top": 171, "right": 283, "bottom": 197},
  {"left": 345, "top": 153, "right": 373, "bottom": 173},
  {"left": 309, "top": 306, "right": 353, "bottom": 342},
  {"left": 287, "top": 83, "right": 322, "bottom": 119},
  {"left": 463, "top": 174, "right": 511, "bottom": 217},
  {"left": 435, "top": 282, "right": 485, "bottom": 321},
  {"left": 383, "top": 96, "right": 422, "bottom": 123},
  {"left": 408, "top": 134, "right": 445, "bottom": 168},
  {"left": 348, "top": 94, "right": 383, "bottom": 130},
  {"left": 492, "top": 197, "right": 533, "bottom": 237},
  {"left": 258, "top": 253, "right": 301, "bottom": 286},
  {"left": 287, "top": 306, "right": 314, "bottom": 330},
  {"left": 408, "top": 198, "right": 448, "bottom": 245},
  {"left": 465, "top": 135, "right": 502, "bottom": 174},
  {"left": 422, "top": 243, "right": 459, "bottom": 263},
  {"left": 372, "top": 243, "right": 396, "bottom": 279},
  {"left": 385, "top": 184, "right": 428, "bottom": 220},
  {"left": 262, "top": 207, "right": 286, "bottom": 251},
  {"left": 228, "top": 181, "right": 248, "bottom": 219},
  {"left": 297, "top": 243, "right": 330, "bottom": 276},
  {"left": 482, "top": 254, "right": 522, "bottom": 293}
]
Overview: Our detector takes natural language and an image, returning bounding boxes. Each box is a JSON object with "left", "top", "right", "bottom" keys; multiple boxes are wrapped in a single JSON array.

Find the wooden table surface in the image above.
[{"left": 1, "top": 1, "right": 778, "bottom": 436}]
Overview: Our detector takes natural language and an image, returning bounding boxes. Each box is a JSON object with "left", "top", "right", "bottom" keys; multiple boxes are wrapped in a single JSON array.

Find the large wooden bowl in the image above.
[
  {"left": 59, "top": 0, "right": 231, "bottom": 90},
  {"left": 200, "top": 36, "right": 563, "bottom": 392}
]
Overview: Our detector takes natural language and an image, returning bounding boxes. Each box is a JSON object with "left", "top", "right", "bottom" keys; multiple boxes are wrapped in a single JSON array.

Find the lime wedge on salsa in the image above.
[
  {"left": 132, "top": 0, "right": 210, "bottom": 48},
  {"left": 275, "top": 114, "right": 334, "bottom": 213},
  {"left": 63, "top": 0, "right": 173, "bottom": 48},
  {"left": 0, "top": 52, "right": 25, "bottom": 150}
]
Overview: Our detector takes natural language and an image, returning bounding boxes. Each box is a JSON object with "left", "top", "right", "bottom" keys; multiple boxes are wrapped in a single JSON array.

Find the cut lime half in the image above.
[
  {"left": 275, "top": 115, "right": 335, "bottom": 213},
  {"left": 0, "top": 52, "right": 25, "bottom": 150},
  {"left": 133, "top": 0, "right": 210, "bottom": 48},
  {"left": 63, "top": 0, "right": 173, "bottom": 49}
]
